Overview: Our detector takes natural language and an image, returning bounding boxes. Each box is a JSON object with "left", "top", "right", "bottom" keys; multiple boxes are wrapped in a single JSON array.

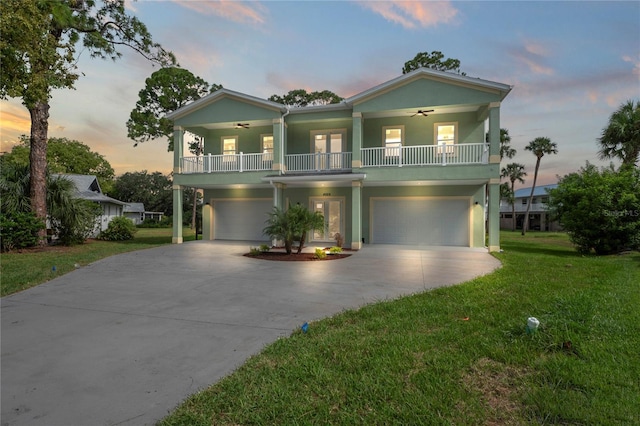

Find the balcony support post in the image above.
[
  {"left": 173, "top": 125, "right": 184, "bottom": 174},
  {"left": 172, "top": 183, "right": 183, "bottom": 244},
  {"left": 352, "top": 112, "right": 362, "bottom": 168},
  {"left": 351, "top": 180, "right": 363, "bottom": 250}
]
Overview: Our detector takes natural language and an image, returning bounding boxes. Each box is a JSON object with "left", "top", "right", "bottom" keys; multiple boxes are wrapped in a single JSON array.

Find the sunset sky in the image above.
[{"left": 1, "top": 0, "right": 638, "bottom": 188}]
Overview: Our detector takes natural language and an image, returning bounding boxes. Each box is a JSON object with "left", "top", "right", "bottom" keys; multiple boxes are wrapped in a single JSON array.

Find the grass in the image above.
[
  {"left": 160, "top": 232, "right": 640, "bottom": 425},
  {"left": 0, "top": 227, "right": 196, "bottom": 297}
]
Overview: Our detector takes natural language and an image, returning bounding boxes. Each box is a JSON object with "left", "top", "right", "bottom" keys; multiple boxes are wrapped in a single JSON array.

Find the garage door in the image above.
[
  {"left": 214, "top": 199, "right": 273, "bottom": 241},
  {"left": 371, "top": 198, "right": 469, "bottom": 246}
]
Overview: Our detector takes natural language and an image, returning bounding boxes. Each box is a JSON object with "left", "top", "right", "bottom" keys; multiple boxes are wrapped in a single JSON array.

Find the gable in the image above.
[{"left": 352, "top": 76, "right": 505, "bottom": 113}]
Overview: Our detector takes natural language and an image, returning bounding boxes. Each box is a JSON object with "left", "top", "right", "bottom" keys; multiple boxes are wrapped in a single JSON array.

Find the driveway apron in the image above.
[{"left": 1, "top": 241, "right": 500, "bottom": 426}]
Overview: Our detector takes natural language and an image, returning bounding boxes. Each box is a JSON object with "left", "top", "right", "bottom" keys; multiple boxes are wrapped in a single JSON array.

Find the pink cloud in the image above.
[
  {"left": 172, "top": 0, "right": 268, "bottom": 24},
  {"left": 357, "top": 0, "right": 458, "bottom": 29}
]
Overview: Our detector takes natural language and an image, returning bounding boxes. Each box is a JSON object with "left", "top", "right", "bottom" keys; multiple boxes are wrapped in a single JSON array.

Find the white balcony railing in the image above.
[
  {"left": 285, "top": 152, "right": 352, "bottom": 172},
  {"left": 361, "top": 143, "right": 488, "bottom": 167},
  {"left": 181, "top": 153, "right": 273, "bottom": 173},
  {"left": 179, "top": 143, "right": 488, "bottom": 174}
]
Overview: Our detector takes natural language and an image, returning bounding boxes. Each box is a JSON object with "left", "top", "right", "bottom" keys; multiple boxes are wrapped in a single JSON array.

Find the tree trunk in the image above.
[
  {"left": 29, "top": 102, "right": 50, "bottom": 245},
  {"left": 521, "top": 157, "right": 541, "bottom": 236},
  {"left": 510, "top": 179, "right": 516, "bottom": 231},
  {"left": 191, "top": 188, "right": 197, "bottom": 230}
]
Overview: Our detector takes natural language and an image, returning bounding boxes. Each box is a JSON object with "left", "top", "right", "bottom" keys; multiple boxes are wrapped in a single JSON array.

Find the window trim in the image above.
[
  {"left": 261, "top": 134, "right": 273, "bottom": 161},
  {"left": 309, "top": 129, "right": 346, "bottom": 153},
  {"left": 382, "top": 125, "right": 404, "bottom": 157},
  {"left": 434, "top": 122, "right": 457, "bottom": 154},
  {"left": 221, "top": 136, "right": 238, "bottom": 161}
]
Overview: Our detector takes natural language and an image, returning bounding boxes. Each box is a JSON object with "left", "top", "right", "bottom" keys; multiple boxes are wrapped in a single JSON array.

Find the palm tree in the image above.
[
  {"left": 289, "top": 204, "right": 324, "bottom": 254},
  {"left": 485, "top": 128, "right": 516, "bottom": 160},
  {"left": 522, "top": 137, "right": 558, "bottom": 235},
  {"left": 263, "top": 206, "right": 296, "bottom": 254},
  {"left": 501, "top": 163, "right": 527, "bottom": 231},
  {"left": 598, "top": 100, "right": 640, "bottom": 168}
]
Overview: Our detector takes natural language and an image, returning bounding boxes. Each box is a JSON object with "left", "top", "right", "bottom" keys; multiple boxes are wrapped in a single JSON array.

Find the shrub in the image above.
[
  {"left": 548, "top": 163, "right": 640, "bottom": 254},
  {"left": 259, "top": 244, "right": 270, "bottom": 253},
  {"left": 98, "top": 216, "right": 138, "bottom": 241},
  {"left": 315, "top": 248, "right": 327, "bottom": 259},
  {"left": 0, "top": 211, "right": 45, "bottom": 251},
  {"left": 50, "top": 200, "right": 101, "bottom": 246},
  {"left": 137, "top": 218, "right": 170, "bottom": 228},
  {"left": 329, "top": 246, "right": 343, "bottom": 254}
]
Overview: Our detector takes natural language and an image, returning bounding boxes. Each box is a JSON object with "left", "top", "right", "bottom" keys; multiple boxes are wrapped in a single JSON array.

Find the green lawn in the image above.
[
  {"left": 160, "top": 232, "right": 640, "bottom": 425},
  {"left": 0, "top": 227, "right": 196, "bottom": 296}
]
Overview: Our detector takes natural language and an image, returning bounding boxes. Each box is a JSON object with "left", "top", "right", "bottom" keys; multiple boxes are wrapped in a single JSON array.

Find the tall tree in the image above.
[
  {"left": 522, "top": 137, "right": 558, "bottom": 235},
  {"left": 598, "top": 100, "right": 640, "bottom": 168},
  {"left": 0, "top": 0, "right": 175, "bottom": 243},
  {"left": 501, "top": 163, "right": 527, "bottom": 231},
  {"left": 268, "top": 89, "right": 343, "bottom": 107},
  {"left": 127, "top": 67, "right": 221, "bottom": 151},
  {"left": 402, "top": 51, "right": 465, "bottom": 75},
  {"left": 111, "top": 171, "right": 172, "bottom": 215},
  {"left": 127, "top": 67, "right": 221, "bottom": 229},
  {"left": 3, "top": 136, "right": 115, "bottom": 192}
]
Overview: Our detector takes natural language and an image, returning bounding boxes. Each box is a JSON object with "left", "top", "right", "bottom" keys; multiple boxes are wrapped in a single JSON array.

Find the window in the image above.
[
  {"left": 435, "top": 122, "right": 457, "bottom": 154},
  {"left": 532, "top": 197, "right": 538, "bottom": 204},
  {"left": 522, "top": 198, "right": 528, "bottom": 205},
  {"left": 383, "top": 126, "right": 403, "bottom": 157},
  {"left": 261, "top": 135, "right": 273, "bottom": 161},
  {"left": 222, "top": 136, "right": 237, "bottom": 161}
]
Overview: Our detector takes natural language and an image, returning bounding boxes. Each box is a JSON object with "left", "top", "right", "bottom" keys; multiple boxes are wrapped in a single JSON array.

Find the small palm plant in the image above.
[{"left": 263, "top": 204, "right": 324, "bottom": 255}]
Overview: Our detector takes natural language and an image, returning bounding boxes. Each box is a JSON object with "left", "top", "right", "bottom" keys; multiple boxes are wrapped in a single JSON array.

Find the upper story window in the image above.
[
  {"left": 261, "top": 135, "right": 273, "bottom": 161},
  {"left": 435, "top": 122, "right": 457, "bottom": 154},
  {"left": 310, "top": 129, "right": 345, "bottom": 154},
  {"left": 222, "top": 136, "right": 237, "bottom": 161},
  {"left": 383, "top": 126, "right": 403, "bottom": 157}
]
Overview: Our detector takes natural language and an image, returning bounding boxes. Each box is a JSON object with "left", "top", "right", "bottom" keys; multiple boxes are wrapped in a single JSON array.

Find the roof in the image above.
[
  {"left": 124, "top": 203, "right": 145, "bottom": 213},
  {"left": 346, "top": 67, "right": 513, "bottom": 105},
  {"left": 166, "top": 88, "right": 287, "bottom": 121},
  {"left": 53, "top": 174, "right": 127, "bottom": 205},
  {"left": 513, "top": 184, "right": 558, "bottom": 198},
  {"left": 165, "top": 68, "right": 513, "bottom": 121}
]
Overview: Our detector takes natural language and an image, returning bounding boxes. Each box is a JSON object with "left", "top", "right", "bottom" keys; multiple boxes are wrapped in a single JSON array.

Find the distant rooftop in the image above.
[{"left": 513, "top": 184, "right": 558, "bottom": 198}]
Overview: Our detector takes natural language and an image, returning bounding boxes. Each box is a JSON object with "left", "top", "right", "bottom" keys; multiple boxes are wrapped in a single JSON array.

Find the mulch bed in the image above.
[{"left": 244, "top": 251, "right": 351, "bottom": 261}]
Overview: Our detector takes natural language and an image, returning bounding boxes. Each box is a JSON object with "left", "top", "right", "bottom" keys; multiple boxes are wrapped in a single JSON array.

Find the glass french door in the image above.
[
  {"left": 311, "top": 198, "right": 342, "bottom": 242},
  {"left": 313, "top": 132, "right": 344, "bottom": 170}
]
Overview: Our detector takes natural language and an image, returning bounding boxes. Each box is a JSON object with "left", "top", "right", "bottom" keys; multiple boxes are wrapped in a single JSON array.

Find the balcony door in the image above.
[
  {"left": 311, "top": 198, "right": 343, "bottom": 242},
  {"left": 312, "top": 130, "right": 345, "bottom": 170}
]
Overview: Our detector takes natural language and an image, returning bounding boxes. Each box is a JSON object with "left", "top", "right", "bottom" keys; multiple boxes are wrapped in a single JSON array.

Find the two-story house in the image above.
[
  {"left": 500, "top": 184, "right": 561, "bottom": 231},
  {"left": 167, "top": 68, "right": 512, "bottom": 251}
]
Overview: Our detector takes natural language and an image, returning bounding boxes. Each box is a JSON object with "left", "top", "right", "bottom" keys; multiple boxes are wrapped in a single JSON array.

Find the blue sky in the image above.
[{"left": 1, "top": 0, "right": 638, "bottom": 188}]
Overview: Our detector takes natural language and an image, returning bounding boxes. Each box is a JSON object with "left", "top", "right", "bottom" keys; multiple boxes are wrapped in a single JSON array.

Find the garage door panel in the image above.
[
  {"left": 214, "top": 200, "right": 272, "bottom": 241},
  {"left": 372, "top": 198, "right": 469, "bottom": 246}
]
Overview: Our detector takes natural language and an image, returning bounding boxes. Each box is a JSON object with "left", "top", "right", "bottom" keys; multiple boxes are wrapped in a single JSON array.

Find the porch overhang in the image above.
[{"left": 261, "top": 173, "right": 367, "bottom": 188}]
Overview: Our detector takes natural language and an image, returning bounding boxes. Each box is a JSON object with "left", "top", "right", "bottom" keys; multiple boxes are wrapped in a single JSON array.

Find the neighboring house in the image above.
[
  {"left": 56, "top": 174, "right": 126, "bottom": 236},
  {"left": 166, "top": 68, "right": 512, "bottom": 251},
  {"left": 500, "top": 184, "right": 561, "bottom": 231},
  {"left": 123, "top": 203, "right": 164, "bottom": 225}
]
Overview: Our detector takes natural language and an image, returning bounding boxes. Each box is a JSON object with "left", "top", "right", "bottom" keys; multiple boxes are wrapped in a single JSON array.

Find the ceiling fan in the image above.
[
  {"left": 234, "top": 123, "right": 250, "bottom": 129},
  {"left": 410, "top": 109, "right": 434, "bottom": 117}
]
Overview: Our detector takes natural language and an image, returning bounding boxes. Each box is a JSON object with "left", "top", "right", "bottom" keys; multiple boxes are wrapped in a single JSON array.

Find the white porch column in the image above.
[
  {"left": 488, "top": 179, "right": 500, "bottom": 252},
  {"left": 351, "top": 180, "right": 362, "bottom": 250},
  {"left": 173, "top": 125, "right": 184, "bottom": 173},
  {"left": 488, "top": 102, "right": 501, "bottom": 165},
  {"left": 352, "top": 112, "right": 363, "bottom": 168},
  {"left": 202, "top": 202, "right": 213, "bottom": 240},
  {"left": 172, "top": 184, "right": 183, "bottom": 244}
]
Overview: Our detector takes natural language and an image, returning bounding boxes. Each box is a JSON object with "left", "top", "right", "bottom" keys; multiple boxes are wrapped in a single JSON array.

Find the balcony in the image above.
[{"left": 180, "top": 143, "right": 488, "bottom": 174}]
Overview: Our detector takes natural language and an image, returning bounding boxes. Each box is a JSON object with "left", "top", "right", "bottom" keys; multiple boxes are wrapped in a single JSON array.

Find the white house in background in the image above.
[
  {"left": 56, "top": 174, "right": 126, "bottom": 235},
  {"left": 123, "top": 203, "right": 164, "bottom": 225},
  {"left": 500, "top": 184, "right": 561, "bottom": 231}
]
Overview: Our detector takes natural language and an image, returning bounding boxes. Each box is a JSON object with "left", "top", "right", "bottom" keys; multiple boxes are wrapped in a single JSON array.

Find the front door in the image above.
[{"left": 311, "top": 198, "right": 342, "bottom": 242}]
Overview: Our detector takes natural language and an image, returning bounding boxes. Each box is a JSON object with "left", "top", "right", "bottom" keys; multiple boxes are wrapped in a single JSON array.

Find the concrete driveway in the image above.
[{"left": 1, "top": 241, "right": 500, "bottom": 426}]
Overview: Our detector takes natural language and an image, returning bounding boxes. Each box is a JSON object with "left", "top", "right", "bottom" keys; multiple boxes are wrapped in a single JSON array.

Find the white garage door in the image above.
[
  {"left": 214, "top": 199, "right": 273, "bottom": 241},
  {"left": 371, "top": 198, "right": 469, "bottom": 246}
]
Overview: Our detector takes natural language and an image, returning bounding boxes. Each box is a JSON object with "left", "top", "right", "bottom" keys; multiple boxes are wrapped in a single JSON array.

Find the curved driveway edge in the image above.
[{"left": 1, "top": 241, "right": 500, "bottom": 426}]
